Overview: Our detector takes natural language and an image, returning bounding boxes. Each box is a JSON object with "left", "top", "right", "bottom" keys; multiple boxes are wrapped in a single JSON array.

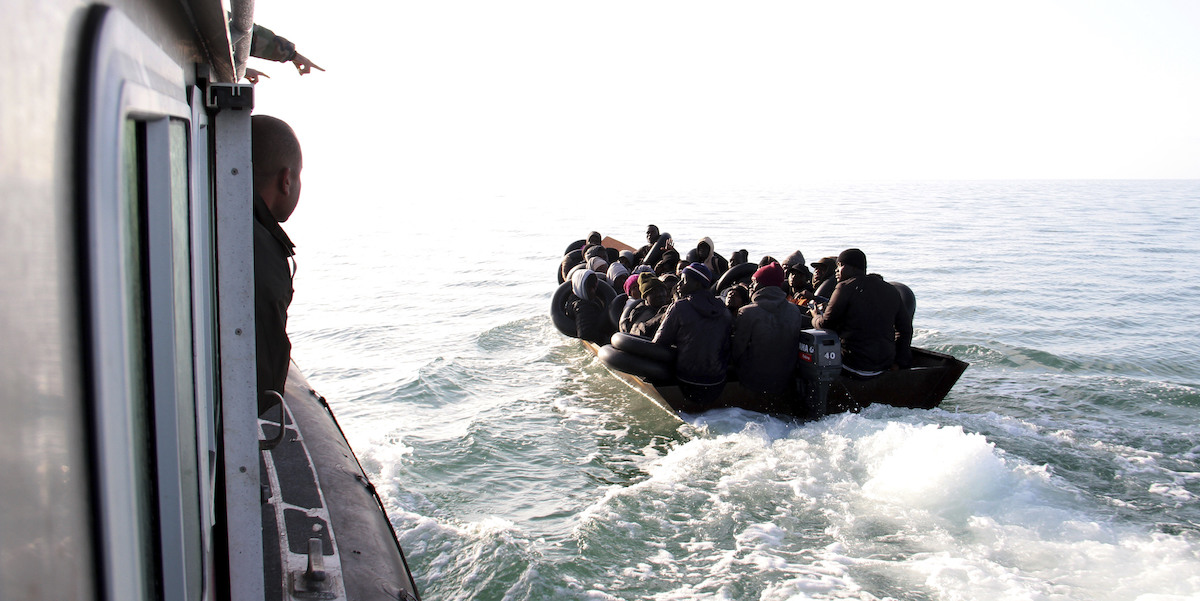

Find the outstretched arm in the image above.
[{"left": 250, "top": 24, "right": 325, "bottom": 75}]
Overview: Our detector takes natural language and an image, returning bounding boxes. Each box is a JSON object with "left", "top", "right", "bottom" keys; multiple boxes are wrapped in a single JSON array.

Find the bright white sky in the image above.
[{"left": 250, "top": 0, "right": 1200, "bottom": 199}]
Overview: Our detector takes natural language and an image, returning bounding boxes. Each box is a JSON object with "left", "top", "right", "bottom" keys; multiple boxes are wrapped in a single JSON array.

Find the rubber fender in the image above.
[
  {"left": 564, "top": 239, "right": 585, "bottom": 255},
  {"left": 610, "top": 332, "right": 676, "bottom": 364},
  {"left": 892, "top": 281, "right": 916, "bottom": 319},
  {"left": 641, "top": 232, "right": 671, "bottom": 267},
  {"left": 598, "top": 344, "right": 674, "bottom": 383},
  {"left": 558, "top": 249, "right": 583, "bottom": 284},
  {"left": 550, "top": 281, "right": 577, "bottom": 337},
  {"left": 712, "top": 262, "right": 756, "bottom": 293},
  {"left": 609, "top": 293, "right": 628, "bottom": 331}
]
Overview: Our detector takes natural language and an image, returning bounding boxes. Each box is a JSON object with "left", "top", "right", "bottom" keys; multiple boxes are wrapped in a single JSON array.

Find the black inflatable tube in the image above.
[
  {"left": 598, "top": 344, "right": 674, "bottom": 383},
  {"left": 609, "top": 293, "right": 628, "bottom": 331},
  {"left": 712, "top": 262, "right": 756, "bottom": 292},
  {"left": 551, "top": 281, "right": 577, "bottom": 337},
  {"left": 641, "top": 232, "right": 671, "bottom": 267},
  {"left": 564, "top": 239, "right": 585, "bottom": 255},
  {"left": 892, "top": 281, "right": 916, "bottom": 319},
  {"left": 610, "top": 332, "right": 676, "bottom": 364}
]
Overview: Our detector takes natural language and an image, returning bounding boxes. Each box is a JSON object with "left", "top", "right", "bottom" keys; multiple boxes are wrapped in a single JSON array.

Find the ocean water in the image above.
[{"left": 286, "top": 180, "right": 1200, "bottom": 600}]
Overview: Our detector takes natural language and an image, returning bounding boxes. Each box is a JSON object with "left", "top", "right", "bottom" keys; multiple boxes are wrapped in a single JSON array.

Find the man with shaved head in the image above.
[{"left": 252, "top": 114, "right": 303, "bottom": 414}]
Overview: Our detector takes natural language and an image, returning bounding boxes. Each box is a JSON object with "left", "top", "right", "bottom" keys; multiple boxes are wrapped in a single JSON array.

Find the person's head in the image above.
[
  {"left": 587, "top": 231, "right": 603, "bottom": 245},
  {"left": 811, "top": 256, "right": 837, "bottom": 281},
  {"left": 758, "top": 255, "right": 777, "bottom": 267},
  {"left": 571, "top": 269, "right": 599, "bottom": 301},
  {"left": 252, "top": 115, "right": 303, "bottom": 222},
  {"left": 635, "top": 272, "right": 655, "bottom": 297},
  {"left": 619, "top": 250, "right": 635, "bottom": 268},
  {"left": 730, "top": 249, "right": 749, "bottom": 266},
  {"left": 641, "top": 278, "right": 671, "bottom": 309},
  {"left": 680, "top": 263, "right": 714, "bottom": 296},
  {"left": 752, "top": 262, "right": 785, "bottom": 290},
  {"left": 585, "top": 244, "right": 606, "bottom": 261},
  {"left": 587, "top": 256, "right": 608, "bottom": 274},
  {"left": 661, "top": 273, "right": 681, "bottom": 297},
  {"left": 836, "top": 248, "right": 868, "bottom": 281},
  {"left": 724, "top": 284, "right": 750, "bottom": 314},
  {"left": 624, "top": 273, "right": 641, "bottom": 298},
  {"left": 781, "top": 250, "right": 806, "bottom": 274},
  {"left": 696, "top": 238, "right": 712, "bottom": 262},
  {"left": 646, "top": 225, "right": 660, "bottom": 243}
]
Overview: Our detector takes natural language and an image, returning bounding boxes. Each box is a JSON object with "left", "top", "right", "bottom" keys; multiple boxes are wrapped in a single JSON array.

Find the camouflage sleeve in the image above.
[{"left": 250, "top": 24, "right": 297, "bottom": 63}]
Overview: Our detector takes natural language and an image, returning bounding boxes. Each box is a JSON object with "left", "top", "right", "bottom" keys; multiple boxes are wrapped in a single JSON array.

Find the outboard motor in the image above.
[{"left": 796, "top": 329, "right": 842, "bottom": 420}]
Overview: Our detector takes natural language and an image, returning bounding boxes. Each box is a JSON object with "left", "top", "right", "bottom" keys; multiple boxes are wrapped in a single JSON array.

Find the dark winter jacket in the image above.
[
  {"left": 653, "top": 289, "right": 733, "bottom": 386},
  {"left": 812, "top": 274, "right": 836, "bottom": 302},
  {"left": 811, "top": 274, "right": 912, "bottom": 373},
  {"left": 731, "top": 286, "right": 803, "bottom": 395},
  {"left": 620, "top": 298, "right": 668, "bottom": 338},
  {"left": 254, "top": 194, "right": 295, "bottom": 414}
]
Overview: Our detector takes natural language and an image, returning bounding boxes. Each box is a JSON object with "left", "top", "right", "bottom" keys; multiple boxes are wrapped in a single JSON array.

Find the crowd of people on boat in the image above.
[{"left": 557, "top": 225, "right": 914, "bottom": 410}]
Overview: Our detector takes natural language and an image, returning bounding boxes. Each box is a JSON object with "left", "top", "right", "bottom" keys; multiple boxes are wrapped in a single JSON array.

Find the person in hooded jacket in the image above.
[
  {"left": 810, "top": 249, "right": 913, "bottom": 376},
  {"left": 781, "top": 250, "right": 814, "bottom": 301},
  {"left": 567, "top": 269, "right": 612, "bottom": 344},
  {"left": 587, "top": 256, "right": 610, "bottom": 283},
  {"left": 607, "top": 250, "right": 634, "bottom": 291},
  {"left": 731, "top": 262, "right": 804, "bottom": 404},
  {"left": 621, "top": 277, "right": 672, "bottom": 338},
  {"left": 652, "top": 263, "right": 733, "bottom": 409},
  {"left": 693, "top": 237, "right": 729, "bottom": 278}
]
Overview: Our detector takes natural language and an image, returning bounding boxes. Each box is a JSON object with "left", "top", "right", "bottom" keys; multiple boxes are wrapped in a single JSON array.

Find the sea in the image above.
[{"left": 284, "top": 180, "right": 1200, "bottom": 601}]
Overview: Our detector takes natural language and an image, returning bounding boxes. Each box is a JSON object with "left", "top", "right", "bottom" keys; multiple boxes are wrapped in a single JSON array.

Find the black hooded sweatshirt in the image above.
[{"left": 653, "top": 289, "right": 733, "bottom": 386}]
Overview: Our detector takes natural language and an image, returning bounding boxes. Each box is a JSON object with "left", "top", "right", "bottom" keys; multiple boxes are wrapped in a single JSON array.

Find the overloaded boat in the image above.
[{"left": 552, "top": 236, "right": 968, "bottom": 420}]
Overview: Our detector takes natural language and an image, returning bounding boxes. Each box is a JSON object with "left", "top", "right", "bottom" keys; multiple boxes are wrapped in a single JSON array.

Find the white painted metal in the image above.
[{"left": 212, "top": 84, "right": 266, "bottom": 601}]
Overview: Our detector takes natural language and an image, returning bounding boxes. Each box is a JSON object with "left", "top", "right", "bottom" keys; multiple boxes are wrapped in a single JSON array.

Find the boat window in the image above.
[
  {"left": 82, "top": 6, "right": 206, "bottom": 600},
  {"left": 121, "top": 117, "right": 158, "bottom": 601}
]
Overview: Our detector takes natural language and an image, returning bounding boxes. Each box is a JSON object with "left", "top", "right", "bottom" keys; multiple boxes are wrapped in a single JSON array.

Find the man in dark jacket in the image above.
[
  {"left": 653, "top": 264, "right": 732, "bottom": 408},
  {"left": 809, "top": 256, "right": 838, "bottom": 302},
  {"left": 568, "top": 269, "right": 611, "bottom": 345},
  {"left": 810, "top": 249, "right": 913, "bottom": 376},
  {"left": 731, "top": 262, "right": 803, "bottom": 403},
  {"left": 634, "top": 224, "right": 661, "bottom": 264},
  {"left": 252, "top": 115, "right": 303, "bottom": 415}
]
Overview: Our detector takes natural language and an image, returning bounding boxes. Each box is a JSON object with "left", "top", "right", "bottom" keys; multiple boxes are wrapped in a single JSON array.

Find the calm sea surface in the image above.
[{"left": 286, "top": 180, "right": 1200, "bottom": 600}]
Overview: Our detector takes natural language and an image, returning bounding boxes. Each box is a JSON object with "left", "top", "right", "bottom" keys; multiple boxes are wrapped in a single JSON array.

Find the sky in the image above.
[{"left": 248, "top": 0, "right": 1200, "bottom": 205}]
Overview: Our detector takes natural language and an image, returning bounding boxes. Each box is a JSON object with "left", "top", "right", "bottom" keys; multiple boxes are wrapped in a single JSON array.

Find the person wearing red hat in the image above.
[
  {"left": 730, "top": 262, "right": 804, "bottom": 407},
  {"left": 811, "top": 249, "right": 913, "bottom": 377}
]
